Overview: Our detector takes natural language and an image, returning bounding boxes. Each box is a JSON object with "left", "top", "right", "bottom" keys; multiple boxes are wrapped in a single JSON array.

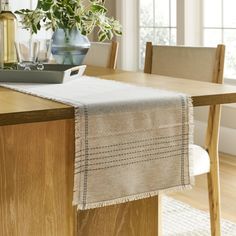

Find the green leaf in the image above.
[
  {"left": 74, "top": 16, "right": 81, "bottom": 23},
  {"left": 80, "top": 28, "right": 87, "bottom": 35},
  {"left": 114, "top": 30, "right": 122, "bottom": 36},
  {"left": 106, "top": 30, "right": 113, "bottom": 40},
  {"left": 32, "top": 24, "right": 38, "bottom": 34},
  {"left": 42, "top": 3, "right": 52, "bottom": 11},
  {"left": 14, "top": 10, "right": 23, "bottom": 15},
  {"left": 66, "top": 5, "right": 74, "bottom": 15},
  {"left": 90, "top": 4, "right": 107, "bottom": 13},
  {"left": 46, "top": 12, "right": 52, "bottom": 20},
  {"left": 15, "top": 0, "right": 122, "bottom": 38},
  {"left": 37, "top": 22, "right": 41, "bottom": 30},
  {"left": 53, "top": 9, "right": 61, "bottom": 19},
  {"left": 98, "top": 31, "right": 107, "bottom": 41}
]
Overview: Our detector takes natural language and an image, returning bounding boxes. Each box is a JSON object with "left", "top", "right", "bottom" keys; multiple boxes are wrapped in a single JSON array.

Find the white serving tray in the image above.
[{"left": 0, "top": 64, "right": 86, "bottom": 84}]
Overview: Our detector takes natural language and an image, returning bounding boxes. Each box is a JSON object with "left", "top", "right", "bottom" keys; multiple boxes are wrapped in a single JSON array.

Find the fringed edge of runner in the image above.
[
  {"left": 73, "top": 184, "right": 193, "bottom": 210},
  {"left": 73, "top": 107, "right": 82, "bottom": 208},
  {"left": 187, "top": 96, "right": 195, "bottom": 186}
]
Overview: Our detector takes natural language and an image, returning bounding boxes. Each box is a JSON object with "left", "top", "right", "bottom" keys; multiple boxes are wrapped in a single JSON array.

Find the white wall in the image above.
[
  {"left": 177, "top": 0, "right": 203, "bottom": 46},
  {"left": 116, "top": 0, "right": 139, "bottom": 71},
  {"left": 105, "top": 0, "right": 116, "bottom": 17},
  {"left": 10, "top": 0, "right": 37, "bottom": 11}
]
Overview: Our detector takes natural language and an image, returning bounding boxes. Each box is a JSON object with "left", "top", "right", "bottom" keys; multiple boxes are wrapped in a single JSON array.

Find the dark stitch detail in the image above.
[
  {"left": 75, "top": 152, "right": 187, "bottom": 174},
  {"left": 75, "top": 133, "right": 189, "bottom": 153},
  {"left": 76, "top": 147, "right": 184, "bottom": 169},
  {"left": 186, "top": 100, "right": 190, "bottom": 179},
  {"left": 75, "top": 137, "right": 189, "bottom": 158},
  {"left": 181, "top": 96, "right": 186, "bottom": 185},
  {"left": 76, "top": 142, "right": 188, "bottom": 166}
]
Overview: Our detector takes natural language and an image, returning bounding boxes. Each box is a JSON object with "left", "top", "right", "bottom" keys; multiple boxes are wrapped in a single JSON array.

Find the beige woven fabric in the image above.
[
  {"left": 151, "top": 45, "right": 217, "bottom": 82},
  {"left": 0, "top": 76, "right": 193, "bottom": 210},
  {"left": 83, "top": 42, "right": 112, "bottom": 67}
]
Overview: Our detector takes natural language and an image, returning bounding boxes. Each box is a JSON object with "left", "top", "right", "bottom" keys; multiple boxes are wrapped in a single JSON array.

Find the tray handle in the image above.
[{"left": 64, "top": 65, "right": 87, "bottom": 79}]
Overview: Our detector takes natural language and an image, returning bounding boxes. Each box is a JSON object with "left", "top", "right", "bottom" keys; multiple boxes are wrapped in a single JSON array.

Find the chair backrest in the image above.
[
  {"left": 144, "top": 42, "right": 225, "bottom": 84},
  {"left": 144, "top": 42, "right": 225, "bottom": 154},
  {"left": 83, "top": 41, "right": 119, "bottom": 69}
]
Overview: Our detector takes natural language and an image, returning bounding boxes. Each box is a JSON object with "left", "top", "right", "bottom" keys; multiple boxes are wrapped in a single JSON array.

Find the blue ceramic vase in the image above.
[{"left": 51, "top": 29, "right": 90, "bottom": 65}]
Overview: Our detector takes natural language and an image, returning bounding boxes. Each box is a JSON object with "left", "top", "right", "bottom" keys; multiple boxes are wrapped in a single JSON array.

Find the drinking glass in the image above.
[
  {"left": 38, "top": 39, "right": 52, "bottom": 63},
  {"left": 36, "top": 39, "right": 52, "bottom": 70},
  {"left": 15, "top": 39, "right": 40, "bottom": 70}
]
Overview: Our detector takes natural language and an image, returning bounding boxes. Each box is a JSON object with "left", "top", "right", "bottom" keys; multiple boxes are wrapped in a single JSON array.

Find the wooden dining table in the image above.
[{"left": 1, "top": 66, "right": 236, "bottom": 236}]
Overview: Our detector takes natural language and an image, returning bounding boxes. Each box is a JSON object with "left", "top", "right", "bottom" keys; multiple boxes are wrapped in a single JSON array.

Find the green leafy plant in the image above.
[{"left": 15, "top": 0, "right": 122, "bottom": 41}]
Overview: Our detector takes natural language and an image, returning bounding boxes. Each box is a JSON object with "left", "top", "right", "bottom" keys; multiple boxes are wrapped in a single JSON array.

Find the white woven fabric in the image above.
[
  {"left": 0, "top": 76, "right": 193, "bottom": 210},
  {"left": 191, "top": 144, "right": 210, "bottom": 176},
  {"left": 164, "top": 197, "right": 236, "bottom": 236}
]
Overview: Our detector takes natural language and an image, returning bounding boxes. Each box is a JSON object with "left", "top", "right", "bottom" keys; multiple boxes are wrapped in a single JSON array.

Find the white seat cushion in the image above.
[{"left": 191, "top": 144, "right": 210, "bottom": 176}]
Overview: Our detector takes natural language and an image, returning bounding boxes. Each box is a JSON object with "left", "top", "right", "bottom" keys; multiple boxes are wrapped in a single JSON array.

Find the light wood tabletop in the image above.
[
  {"left": 1, "top": 66, "right": 236, "bottom": 126},
  {"left": 1, "top": 65, "right": 236, "bottom": 236}
]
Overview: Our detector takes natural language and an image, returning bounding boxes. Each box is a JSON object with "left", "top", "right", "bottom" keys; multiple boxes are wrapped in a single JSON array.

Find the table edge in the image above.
[{"left": 0, "top": 107, "right": 74, "bottom": 126}]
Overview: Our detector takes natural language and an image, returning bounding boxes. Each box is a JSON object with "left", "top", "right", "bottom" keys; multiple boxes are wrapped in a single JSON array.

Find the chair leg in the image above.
[
  {"left": 207, "top": 148, "right": 221, "bottom": 236},
  {"left": 157, "top": 195, "right": 162, "bottom": 236},
  {"left": 205, "top": 104, "right": 222, "bottom": 236}
]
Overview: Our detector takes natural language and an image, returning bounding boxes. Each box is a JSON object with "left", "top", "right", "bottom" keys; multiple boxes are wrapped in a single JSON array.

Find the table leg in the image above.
[{"left": 77, "top": 196, "right": 159, "bottom": 236}]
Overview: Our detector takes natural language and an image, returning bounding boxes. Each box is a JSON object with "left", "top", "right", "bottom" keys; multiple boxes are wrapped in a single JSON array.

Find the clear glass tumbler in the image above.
[
  {"left": 38, "top": 39, "right": 52, "bottom": 63},
  {"left": 15, "top": 39, "right": 40, "bottom": 70},
  {"left": 36, "top": 39, "right": 52, "bottom": 70}
]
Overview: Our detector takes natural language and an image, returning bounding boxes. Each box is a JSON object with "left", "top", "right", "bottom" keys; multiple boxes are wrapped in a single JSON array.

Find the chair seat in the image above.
[{"left": 191, "top": 144, "right": 210, "bottom": 176}]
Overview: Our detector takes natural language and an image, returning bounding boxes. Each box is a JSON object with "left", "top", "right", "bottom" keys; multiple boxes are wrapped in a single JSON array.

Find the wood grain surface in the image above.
[
  {"left": 77, "top": 196, "right": 158, "bottom": 236},
  {"left": 205, "top": 105, "right": 222, "bottom": 236},
  {"left": 108, "top": 41, "right": 119, "bottom": 69},
  {"left": 1, "top": 66, "right": 236, "bottom": 126},
  {"left": 0, "top": 119, "right": 76, "bottom": 236},
  {"left": 101, "top": 72, "right": 236, "bottom": 107}
]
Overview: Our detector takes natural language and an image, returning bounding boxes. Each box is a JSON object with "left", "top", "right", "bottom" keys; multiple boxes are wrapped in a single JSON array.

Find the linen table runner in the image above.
[{"left": 0, "top": 76, "right": 193, "bottom": 210}]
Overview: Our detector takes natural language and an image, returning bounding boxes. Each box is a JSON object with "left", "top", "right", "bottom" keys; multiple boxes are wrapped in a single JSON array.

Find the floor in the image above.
[{"left": 169, "top": 153, "right": 236, "bottom": 222}]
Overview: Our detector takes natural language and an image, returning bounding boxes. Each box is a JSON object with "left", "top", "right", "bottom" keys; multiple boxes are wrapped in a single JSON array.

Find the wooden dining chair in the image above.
[
  {"left": 144, "top": 42, "right": 225, "bottom": 236},
  {"left": 83, "top": 41, "right": 119, "bottom": 69}
]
